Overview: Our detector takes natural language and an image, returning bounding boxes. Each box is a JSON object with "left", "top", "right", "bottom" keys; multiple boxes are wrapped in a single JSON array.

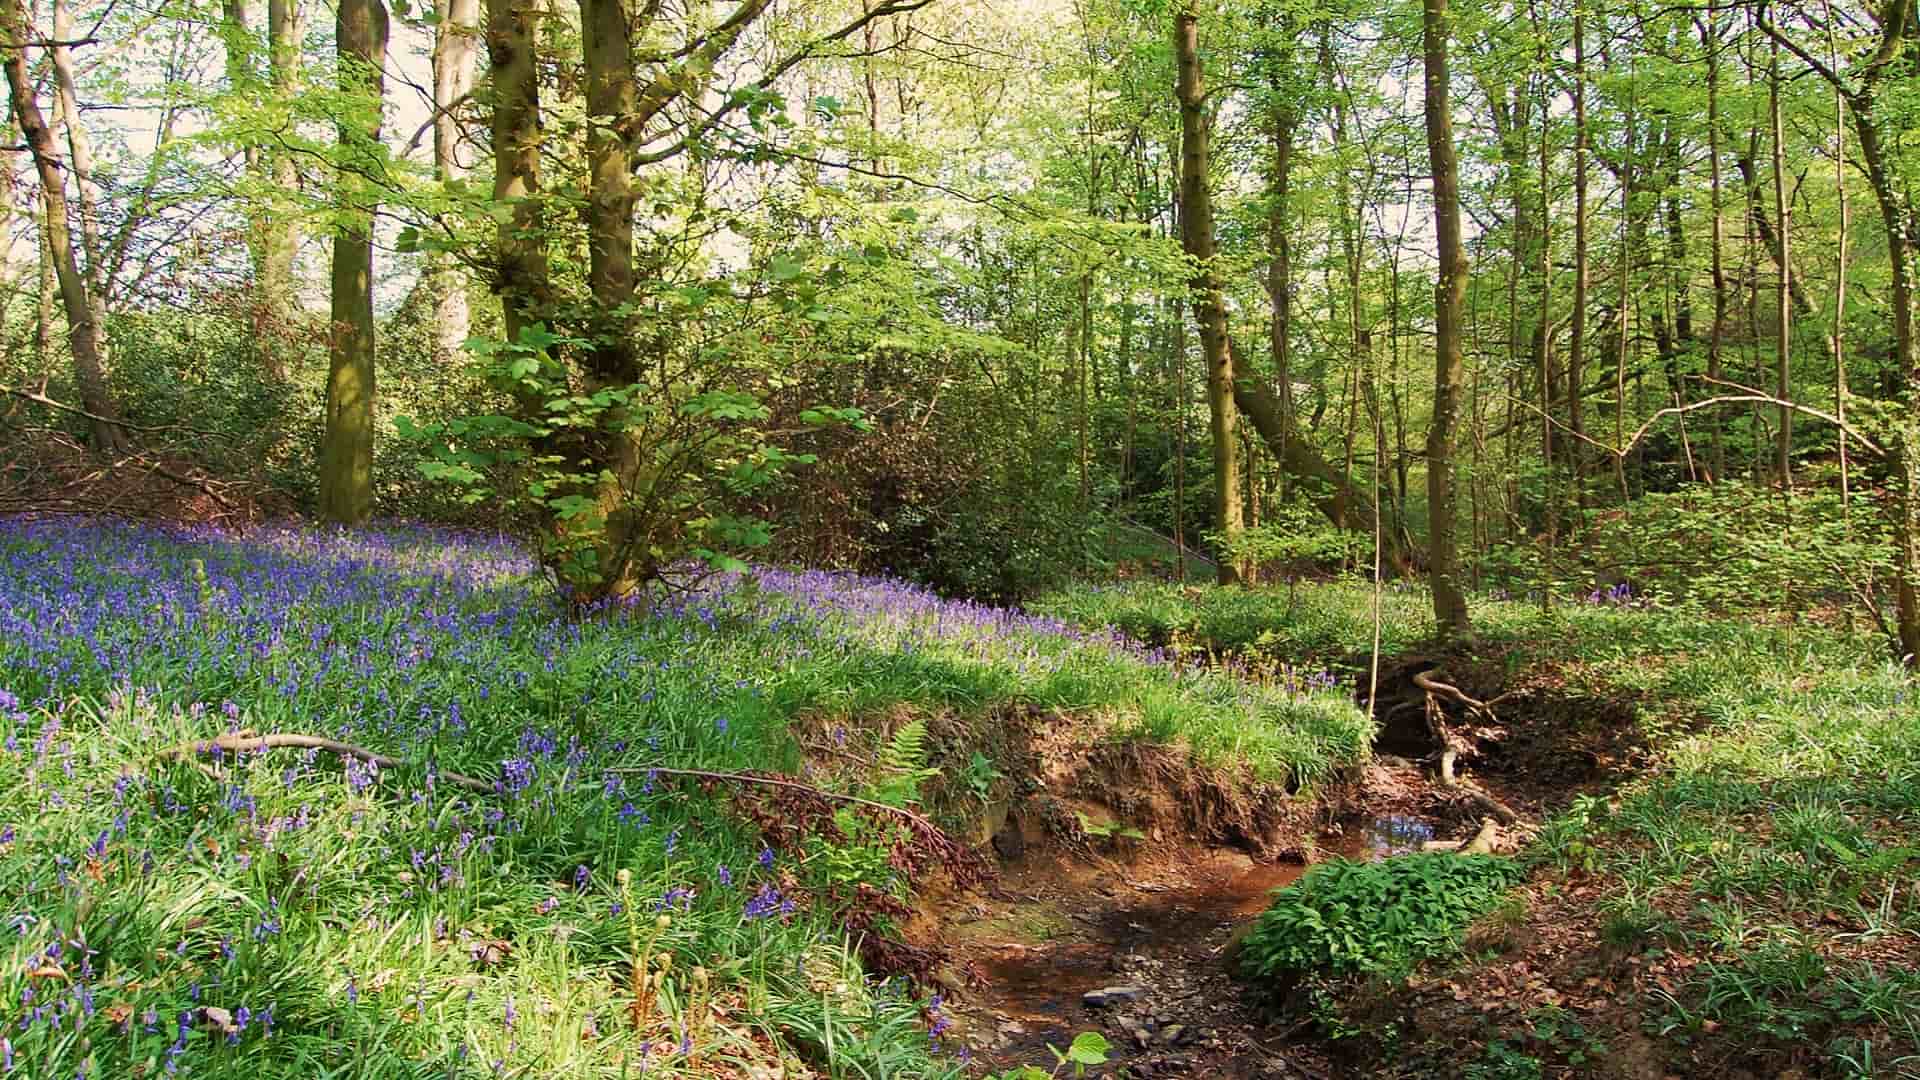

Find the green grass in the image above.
[{"left": 0, "top": 519, "right": 1372, "bottom": 1078}]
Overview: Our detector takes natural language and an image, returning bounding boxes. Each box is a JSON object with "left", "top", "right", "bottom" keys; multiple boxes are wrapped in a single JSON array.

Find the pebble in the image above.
[{"left": 1083, "top": 985, "right": 1147, "bottom": 1007}]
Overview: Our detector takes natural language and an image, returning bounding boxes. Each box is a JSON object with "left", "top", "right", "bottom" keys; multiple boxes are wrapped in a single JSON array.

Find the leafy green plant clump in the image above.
[{"left": 1239, "top": 854, "right": 1528, "bottom": 984}]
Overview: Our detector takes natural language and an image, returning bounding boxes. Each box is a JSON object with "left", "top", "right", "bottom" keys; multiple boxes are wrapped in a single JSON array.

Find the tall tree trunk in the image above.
[
  {"left": 1173, "top": 8, "right": 1244, "bottom": 585},
  {"left": 1423, "top": 0, "right": 1471, "bottom": 638},
  {"left": 1856, "top": 111, "right": 1919, "bottom": 659},
  {"left": 577, "top": 0, "right": 644, "bottom": 599},
  {"left": 431, "top": 0, "right": 478, "bottom": 363},
  {"left": 263, "top": 0, "right": 301, "bottom": 318},
  {"left": 1768, "top": 27, "right": 1792, "bottom": 488},
  {"left": 2, "top": 0, "right": 126, "bottom": 453},
  {"left": 1534, "top": 0, "right": 1555, "bottom": 599},
  {"left": 224, "top": 0, "right": 302, "bottom": 378},
  {"left": 318, "top": 0, "right": 388, "bottom": 524},
  {"left": 49, "top": 0, "right": 101, "bottom": 294},
  {"left": 1825, "top": 0, "right": 1849, "bottom": 520},
  {"left": 1701, "top": 14, "right": 1728, "bottom": 482},
  {"left": 1761, "top": 0, "right": 1915, "bottom": 656},
  {"left": 1615, "top": 76, "right": 1634, "bottom": 501},
  {"left": 1733, "top": 152, "right": 1816, "bottom": 318},
  {"left": 1569, "top": 6, "right": 1589, "bottom": 490},
  {"left": 487, "top": 0, "right": 548, "bottom": 347},
  {"left": 33, "top": 219, "right": 50, "bottom": 372}
]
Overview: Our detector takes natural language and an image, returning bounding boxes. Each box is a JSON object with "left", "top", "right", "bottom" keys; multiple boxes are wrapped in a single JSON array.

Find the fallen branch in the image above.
[{"left": 146, "top": 733, "right": 495, "bottom": 794}]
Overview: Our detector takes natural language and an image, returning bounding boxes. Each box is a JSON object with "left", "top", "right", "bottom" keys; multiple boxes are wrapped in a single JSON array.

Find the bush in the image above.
[{"left": 1238, "top": 854, "right": 1527, "bottom": 984}]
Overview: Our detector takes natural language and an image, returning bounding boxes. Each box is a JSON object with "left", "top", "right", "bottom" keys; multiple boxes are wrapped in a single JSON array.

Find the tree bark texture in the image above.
[
  {"left": 319, "top": 0, "right": 388, "bottom": 524},
  {"left": 1173, "top": 7, "right": 1244, "bottom": 585},
  {"left": 1423, "top": 0, "right": 1471, "bottom": 638}
]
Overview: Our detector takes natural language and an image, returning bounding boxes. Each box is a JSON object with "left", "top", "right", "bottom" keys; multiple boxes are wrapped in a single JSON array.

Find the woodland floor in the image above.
[
  {"left": 915, "top": 615, "right": 1918, "bottom": 1080},
  {"left": 884, "top": 651, "right": 1637, "bottom": 1078}
]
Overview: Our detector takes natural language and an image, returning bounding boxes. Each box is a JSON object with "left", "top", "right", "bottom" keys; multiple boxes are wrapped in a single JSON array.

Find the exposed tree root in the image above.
[{"left": 1410, "top": 670, "right": 1523, "bottom": 827}]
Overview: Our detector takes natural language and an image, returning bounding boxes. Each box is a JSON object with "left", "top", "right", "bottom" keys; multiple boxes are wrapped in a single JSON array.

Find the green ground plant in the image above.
[{"left": 1237, "top": 854, "right": 1528, "bottom": 983}]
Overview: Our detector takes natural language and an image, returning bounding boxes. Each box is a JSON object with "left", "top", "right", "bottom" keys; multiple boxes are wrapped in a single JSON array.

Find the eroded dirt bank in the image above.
[
  {"left": 897, "top": 652, "right": 1643, "bottom": 1078},
  {"left": 944, "top": 813, "right": 1438, "bottom": 1077}
]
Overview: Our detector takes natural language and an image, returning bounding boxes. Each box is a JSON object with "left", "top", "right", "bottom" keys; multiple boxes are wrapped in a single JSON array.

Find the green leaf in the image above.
[
  {"left": 1066, "top": 1031, "right": 1110, "bottom": 1065},
  {"left": 515, "top": 323, "right": 564, "bottom": 351}
]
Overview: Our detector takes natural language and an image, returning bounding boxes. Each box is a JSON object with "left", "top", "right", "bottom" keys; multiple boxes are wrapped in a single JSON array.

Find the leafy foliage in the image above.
[{"left": 1238, "top": 854, "right": 1528, "bottom": 983}]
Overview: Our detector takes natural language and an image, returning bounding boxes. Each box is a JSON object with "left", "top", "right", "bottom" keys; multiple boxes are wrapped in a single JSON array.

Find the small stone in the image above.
[
  {"left": 1083, "top": 985, "right": 1147, "bottom": 1008},
  {"left": 1160, "top": 1023, "right": 1188, "bottom": 1045}
]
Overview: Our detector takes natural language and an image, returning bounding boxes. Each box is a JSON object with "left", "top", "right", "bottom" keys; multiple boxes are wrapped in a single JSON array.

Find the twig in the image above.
[
  {"left": 1, "top": 384, "right": 237, "bottom": 443},
  {"left": 145, "top": 733, "right": 495, "bottom": 794}
]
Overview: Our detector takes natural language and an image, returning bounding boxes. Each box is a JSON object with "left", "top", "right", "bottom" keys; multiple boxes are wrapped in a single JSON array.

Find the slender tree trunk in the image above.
[
  {"left": 1173, "top": 8, "right": 1243, "bottom": 585},
  {"left": 1267, "top": 93, "right": 1296, "bottom": 471},
  {"left": 1423, "top": 0, "right": 1470, "bottom": 638},
  {"left": 1759, "top": 0, "right": 1916, "bottom": 656},
  {"left": 49, "top": 0, "right": 100, "bottom": 294},
  {"left": 318, "top": 0, "right": 388, "bottom": 524},
  {"left": 429, "top": 0, "right": 477, "bottom": 365},
  {"left": 2, "top": 0, "right": 126, "bottom": 452},
  {"left": 1824, "top": 0, "right": 1849, "bottom": 521},
  {"left": 1768, "top": 28, "right": 1792, "bottom": 488},
  {"left": 1570, "top": 7, "right": 1589, "bottom": 490},
  {"left": 1616, "top": 102, "right": 1633, "bottom": 500},
  {"left": 1856, "top": 109, "right": 1919, "bottom": 658},
  {"left": 1173, "top": 293, "right": 1189, "bottom": 583},
  {"left": 1701, "top": 14, "right": 1728, "bottom": 482},
  {"left": 1535, "top": 0, "right": 1555, "bottom": 601},
  {"left": 263, "top": 0, "right": 301, "bottom": 312},
  {"left": 1732, "top": 154, "right": 1816, "bottom": 318},
  {"left": 33, "top": 221, "right": 50, "bottom": 371},
  {"left": 224, "top": 0, "right": 302, "bottom": 377}
]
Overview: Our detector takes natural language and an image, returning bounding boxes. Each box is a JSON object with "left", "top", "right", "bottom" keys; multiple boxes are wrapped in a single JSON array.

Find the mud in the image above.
[{"left": 947, "top": 815, "right": 1438, "bottom": 1077}]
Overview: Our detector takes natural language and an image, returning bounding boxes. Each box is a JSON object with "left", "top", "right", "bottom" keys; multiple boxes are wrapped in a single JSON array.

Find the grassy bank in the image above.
[
  {"left": 0, "top": 519, "right": 1368, "bottom": 1078},
  {"left": 1039, "top": 579, "right": 1920, "bottom": 1077}
]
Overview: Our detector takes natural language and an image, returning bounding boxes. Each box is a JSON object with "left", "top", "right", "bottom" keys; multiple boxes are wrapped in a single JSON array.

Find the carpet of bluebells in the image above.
[{"left": 0, "top": 517, "right": 1369, "bottom": 1078}]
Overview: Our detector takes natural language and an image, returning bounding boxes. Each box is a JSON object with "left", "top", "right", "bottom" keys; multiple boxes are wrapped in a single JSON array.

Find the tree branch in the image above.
[{"left": 147, "top": 733, "right": 496, "bottom": 794}]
